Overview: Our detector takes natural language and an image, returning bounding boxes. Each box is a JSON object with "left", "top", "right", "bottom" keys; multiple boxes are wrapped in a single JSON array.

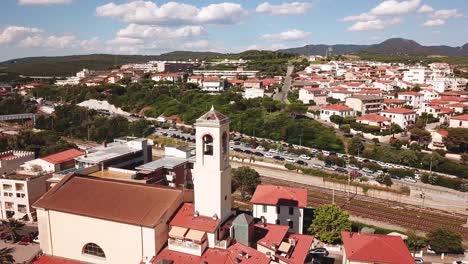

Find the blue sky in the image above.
[{"left": 0, "top": 0, "right": 467, "bottom": 61}]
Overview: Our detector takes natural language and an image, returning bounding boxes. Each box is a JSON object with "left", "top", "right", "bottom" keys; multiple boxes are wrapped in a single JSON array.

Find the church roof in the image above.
[
  {"left": 197, "top": 106, "right": 228, "bottom": 122},
  {"left": 33, "top": 175, "right": 183, "bottom": 228}
]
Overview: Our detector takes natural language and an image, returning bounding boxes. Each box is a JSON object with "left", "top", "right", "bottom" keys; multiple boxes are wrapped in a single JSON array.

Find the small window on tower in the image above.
[
  {"left": 222, "top": 132, "right": 228, "bottom": 155},
  {"left": 203, "top": 134, "right": 213, "bottom": 155}
]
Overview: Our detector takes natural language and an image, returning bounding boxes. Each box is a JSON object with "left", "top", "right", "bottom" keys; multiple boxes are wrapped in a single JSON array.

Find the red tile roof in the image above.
[
  {"left": 381, "top": 108, "right": 416, "bottom": 114},
  {"left": 322, "top": 104, "right": 353, "bottom": 112},
  {"left": 276, "top": 233, "right": 314, "bottom": 264},
  {"left": 357, "top": 114, "right": 390, "bottom": 123},
  {"left": 33, "top": 256, "right": 82, "bottom": 264},
  {"left": 451, "top": 114, "right": 468, "bottom": 121},
  {"left": 436, "top": 129, "right": 448, "bottom": 137},
  {"left": 384, "top": 99, "right": 406, "bottom": 104},
  {"left": 341, "top": 231, "right": 413, "bottom": 264},
  {"left": 250, "top": 185, "right": 307, "bottom": 207},
  {"left": 398, "top": 91, "right": 423, "bottom": 96},
  {"left": 170, "top": 203, "right": 220, "bottom": 233},
  {"left": 41, "top": 149, "right": 84, "bottom": 164},
  {"left": 228, "top": 243, "right": 271, "bottom": 264},
  {"left": 255, "top": 223, "right": 289, "bottom": 248},
  {"left": 441, "top": 96, "right": 468, "bottom": 102},
  {"left": 447, "top": 103, "right": 468, "bottom": 108},
  {"left": 204, "top": 77, "right": 221, "bottom": 82}
]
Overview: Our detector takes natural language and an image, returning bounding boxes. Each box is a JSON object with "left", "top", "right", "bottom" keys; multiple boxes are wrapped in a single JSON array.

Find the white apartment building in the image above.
[
  {"left": 449, "top": 114, "right": 468, "bottom": 128},
  {"left": 403, "top": 67, "right": 426, "bottom": 84},
  {"left": 193, "top": 69, "right": 258, "bottom": 79},
  {"left": 320, "top": 104, "right": 355, "bottom": 122},
  {"left": 244, "top": 87, "right": 264, "bottom": 99},
  {"left": 0, "top": 151, "right": 35, "bottom": 176},
  {"left": 345, "top": 95, "right": 384, "bottom": 115},
  {"left": 251, "top": 185, "right": 307, "bottom": 234},
  {"left": 0, "top": 173, "right": 49, "bottom": 221},
  {"left": 299, "top": 88, "right": 324, "bottom": 104},
  {"left": 380, "top": 108, "right": 417, "bottom": 129},
  {"left": 201, "top": 77, "right": 225, "bottom": 92},
  {"left": 397, "top": 91, "right": 424, "bottom": 109}
]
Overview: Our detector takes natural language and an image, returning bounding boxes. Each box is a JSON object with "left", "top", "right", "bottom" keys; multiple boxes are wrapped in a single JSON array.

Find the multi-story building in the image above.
[
  {"left": 345, "top": 95, "right": 384, "bottom": 114},
  {"left": 244, "top": 87, "right": 264, "bottom": 99},
  {"left": 193, "top": 69, "right": 258, "bottom": 79},
  {"left": 397, "top": 91, "right": 424, "bottom": 109},
  {"left": 0, "top": 173, "right": 49, "bottom": 221},
  {"left": 403, "top": 67, "right": 426, "bottom": 84},
  {"left": 449, "top": 114, "right": 468, "bottom": 128},
  {"left": 380, "top": 108, "right": 417, "bottom": 129},
  {"left": 20, "top": 149, "right": 83, "bottom": 174},
  {"left": 320, "top": 104, "right": 355, "bottom": 122},
  {"left": 201, "top": 77, "right": 225, "bottom": 92},
  {"left": 251, "top": 185, "right": 307, "bottom": 234},
  {"left": 0, "top": 150, "right": 35, "bottom": 176}
]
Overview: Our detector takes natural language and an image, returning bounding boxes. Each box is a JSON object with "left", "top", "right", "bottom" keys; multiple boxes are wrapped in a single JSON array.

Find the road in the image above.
[{"left": 273, "top": 65, "right": 294, "bottom": 104}]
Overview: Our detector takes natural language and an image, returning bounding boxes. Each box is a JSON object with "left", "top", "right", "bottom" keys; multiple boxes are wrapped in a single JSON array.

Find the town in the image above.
[{"left": 1, "top": 0, "right": 468, "bottom": 263}]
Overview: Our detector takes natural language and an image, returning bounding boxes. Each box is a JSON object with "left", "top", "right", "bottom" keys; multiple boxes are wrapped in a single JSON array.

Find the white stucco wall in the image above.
[
  {"left": 38, "top": 210, "right": 155, "bottom": 264},
  {"left": 253, "top": 204, "right": 303, "bottom": 234}
]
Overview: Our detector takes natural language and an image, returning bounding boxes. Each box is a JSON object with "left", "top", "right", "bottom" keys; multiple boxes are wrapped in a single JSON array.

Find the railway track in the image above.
[{"left": 261, "top": 177, "right": 468, "bottom": 239}]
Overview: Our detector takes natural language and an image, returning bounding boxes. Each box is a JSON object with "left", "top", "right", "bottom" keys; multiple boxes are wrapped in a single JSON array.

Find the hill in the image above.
[{"left": 278, "top": 38, "right": 468, "bottom": 56}]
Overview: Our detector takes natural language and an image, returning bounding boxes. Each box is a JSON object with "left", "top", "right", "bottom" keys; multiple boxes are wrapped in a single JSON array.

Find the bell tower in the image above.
[{"left": 193, "top": 106, "right": 232, "bottom": 222}]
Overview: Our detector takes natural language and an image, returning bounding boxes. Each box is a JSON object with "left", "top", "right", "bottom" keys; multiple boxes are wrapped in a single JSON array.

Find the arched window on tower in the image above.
[
  {"left": 222, "top": 132, "right": 228, "bottom": 155},
  {"left": 83, "top": 243, "right": 106, "bottom": 258},
  {"left": 203, "top": 134, "right": 213, "bottom": 155}
]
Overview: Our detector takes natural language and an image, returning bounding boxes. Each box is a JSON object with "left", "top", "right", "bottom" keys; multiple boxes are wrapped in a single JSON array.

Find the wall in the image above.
[
  {"left": 0, "top": 151, "right": 35, "bottom": 175},
  {"left": 44, "top": 210, "right": 152, "bottom": 264},
  {"left": 253, "top": 204, "right": 303, "bottom": 234}
]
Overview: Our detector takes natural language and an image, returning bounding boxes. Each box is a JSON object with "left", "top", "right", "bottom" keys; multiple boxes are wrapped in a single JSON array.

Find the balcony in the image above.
[
  {"left": 168, "top": 238, "right": 206, "bottom": 256},
  {"left": 2, "top": 185, "right": 12, "bottom": 191}
]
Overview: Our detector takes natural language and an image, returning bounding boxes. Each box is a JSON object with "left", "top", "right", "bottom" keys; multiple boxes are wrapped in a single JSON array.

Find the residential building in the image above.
[
  {"left": 244, "top": 87, "right": 264, "bottom": 99},
  {"left": 345, "top": 95, "right": 384, "bottom": 114},
  {"left": 243, "top": 79, "right": 263, "bottom": 89},
  {"left": 187, "top": 75, "right": 203, "bottom": 86},
  {"left": 320, "top": 104, "right": 355, "bottom": 122},
  {"left": 1, "top": 173, "right": 50, "bottom": 221},
  {"left": 356, "top": 114, "right": 391, "bottom": 130},
  {"left": 383, "top": 99, "right": 406, "bottom": 109},
  {"left": 428, "top": 130, "right": 448, "bottom": 150},
  {"left": 299, "top": 88, "right": 325, "bottom": 104},
  {"left": 151, "top": 73, "right": 182, "bottom": 82},
  {"left": 403, "top": 67, "right": 426, "bottom": 84},
  {"left": 380, "top": 108, "right": 417, "bottom": 129},
  {"left": 0, "top": 151, "right": 35, "bottom": 176},
  {"left": 341, "top": 231, "right": 414, "bottom": 264},
  {"left": 449, "top": 114, "right": 468, "bottom": 128},
  {"left": 417, "top": 106, "right": 453, "bottom": 123},
  {"left": 447, "top": 103, "right": 468, "bottom": 113},
  {"left": 251, "top": 185, "right": 307, "bottom": 234},
  {"left": 201, "top": 77, "right": 225, "bottom": 92},
  {"left": 397, "top": 91, "right": 424, "bottom": 109},
  {"left": 75, "top": 137, "right": 151, "bottom": 169},
  {"left": 193, "top": 69, "right": 258, "bottom": 79},
  {"left": 20, "top": 149, "right": 83, "bottom": 174}
]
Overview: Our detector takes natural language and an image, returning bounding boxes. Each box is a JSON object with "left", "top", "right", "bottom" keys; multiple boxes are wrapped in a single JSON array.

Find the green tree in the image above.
[
  {"left": 1, "top": 219, "right": 25, "bottom": 243},
  {"left": 444, "top": 128, "right": 468, "bottom": 153},
  {"left": 0, "top": 247, "right": 15, "bottom": 264},
  {"left": 405, "top": 232, "right": 427, "bottom": 253},
  {"left": 375, "top": 174, "right": 393, "bottom": 187},
  {"left": 390, "top": 139, "right": 403, "bottom": 150},
  {"left": 427, "top": 228, "right": 463, "bottom": 254},
  {"left": 348, "top": 137, "right": 364, "bottom": 156},
  {"left": 308, "top": 204, "right": 351, "bottom": 244},
  {"left": 410, "top": 127, "right": 431, "bottom": 146},
  {"left": 390, "top": 123, "right": 403, "bottom": 135},
  {"left": 329, "top": 115, "right": 344, "bottom": 127},
  {"left": 231, "top": 166, "right": 261, "bottom": 199}
]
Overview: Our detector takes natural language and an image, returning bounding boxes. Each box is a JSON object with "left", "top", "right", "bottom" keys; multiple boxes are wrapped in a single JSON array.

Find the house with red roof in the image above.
[
  {"left": 202, "top": 76, "right": 225, "bottom": 92},
  {"left": 397, "top": 91, "right": 424, "bottom": 109},
  {"left": 251, "top": 185, "right": 307, "bottom": 234},
  {"left": 380, "top": 108, "right": 417, "bottom": 129},
  {"left": 449, "top": 114, "right": 468, "bottom": 128},
  {"left": 446, "top": 103, "right": 468, "bottom": 114},
  {"left": 299, "top": 88, "right": 327, "bottom": 105},
  {"left": 416, "top": 105, "right": 454, "bottom": 123},
  {"left": 341, "top": 231, "right": 414, "bottom": 264},
  {"left": 356, "top": 114, "right": 391, "bottom": 130},
  {"left": 20, "top": 149, "right": 84, "bottom": 174},
  {"left": 320, "top": 104, "right": 355, "bottom": 123}
]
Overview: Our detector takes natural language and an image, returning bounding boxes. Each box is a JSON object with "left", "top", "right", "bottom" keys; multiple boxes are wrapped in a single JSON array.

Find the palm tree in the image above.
[
  {"left": 0, "top": 247, "right": 15, "bottom": 264},
  {"left": 1, "top": 219, "right": 25, "bottom": 243}
]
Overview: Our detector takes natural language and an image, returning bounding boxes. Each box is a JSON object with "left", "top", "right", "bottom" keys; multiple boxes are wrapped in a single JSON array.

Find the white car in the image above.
[
  {"left": 264, "top": 153, "right": 274, "bottom": 158},
  {"left": 404, "top": 177, "right": 417, "bottom": 183},
  {"left": 256, "top": 146, "right": 265, "bottom": 151},
  {"left": 299, "top": 154, "right": 311, "bottom": 160},
  {"left": 311, "top": 164, "right": 322, "bottom": 169},
  {"left": 322, "top": 151, "right": 330, "bottom": 156},
  {"left": 269, "top": 149, "right": 278, "bottom": 154},
  {"left": 348, "top": 165, "right": 359, "bottom": 170},
  {"left": 285, "top": 158, "right": 296, "bottom": 163},
  {"left": 168, "top": 127, "right": 177, "bottom": 131},
  {"left": 362, "top": 168, "right": 373, "bottom": 174}
]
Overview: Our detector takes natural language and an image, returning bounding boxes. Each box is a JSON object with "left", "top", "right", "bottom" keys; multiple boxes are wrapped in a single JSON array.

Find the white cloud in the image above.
[
  {"left": 370, "top": 0, "right": 421, "bottom": 16},
  {"left": 17, "top": 0, "right": 71, "bottom": 5},
  {"left": 342, "top": 13, "right": 377, "bottom": 22},
  {"left": 348, "top": 18, "right": 402, "bottom": 31},
  {"left": 430, "top": 9, "right": 462, "bottom": 20},
  {"left": 262, "top": 29, "right": 310, "bottom": 41},
  {"left": 19, "top": 34, "right": 76, "bottom": 48},
  {"left": 422, "top": 19, "right": 445, "bottom": 27},
  {"left": 0, "top": 26, "right": 42, "bottom": 44},
  {"left": 107, "top": 37, "right": 144, "bottom": 46},
  {"left": 255, "top": 2, "right": 312, "bottom": 15},
  {"left": 417, "top": 4, "right": 433, "bottom": 13},
  {"left": 117, "top": 24, "right": 205, "bottom": 39},
  {"left": 96, "top": 1, "right": 246, "bottom": 25}
]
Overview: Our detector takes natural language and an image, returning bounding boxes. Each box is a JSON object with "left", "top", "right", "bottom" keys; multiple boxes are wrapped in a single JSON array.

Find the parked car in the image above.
[
  {"left": 254, "top": 152, "right": 264, "bottom": 157},
  {"left": 390, "top": 175, "right": 401, "bottom": 180},
  {"left": 299, "top": 154, "right": 311, "bottom": 160},
  {"left": 311, "top": 164, "right": 322, "bottom": 169},
  {"left": 404, "top": 177, "right": 417, "bottom": 183},
  {"left": 168, "top": 127, "right": 177, "bottom": 131},
  {"left": 362, "top": 168, "right": 374, "bottom": 174},
  {"left": 244, "top": 150, "right": 253, "bottom": 155},
  {"left": 234, "top": 141, "right": 241, "bottom": 145},
  {"left": 414, "top": 257, "right": 424, "bottom": 264},
  {"left": 269, "top": 149, "right": 278, "bottom": 154},
  {"left": 335, "top": 167, "right": 347, "bottom": 174},
  {"left": 348, "top": 165, "right": 359, "bottom": 170},
  {"left": 264, "top": 153, "right": 274, "bottom": 158},
  {"left": 309, "top": 247, "right": 329, "bottom": 257},
  {"left": 285, "top": 158, "right": 296, "bottom": 163},
  {"left": 233, "top": 148, "right": 243, "bottom": 152},
  {"left": 273, "top": 156, "right": 285, "bottom": 161},
  {"left": 256, "top": 146, "right": 265, "bottom": 151},
  {"left": 296, "top": 160, "right": 307, "bottom": 166}
]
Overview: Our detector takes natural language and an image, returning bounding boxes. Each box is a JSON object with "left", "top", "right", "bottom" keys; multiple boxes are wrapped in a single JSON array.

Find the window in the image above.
[
  {"left": 262, "top": 205, "right": 267, "bottom": 213},
  {"left": 288, "top": 220, "right": 294, "bottom": 229},
  {"left": 202, "top": 135, "right": 213, "bottom": 155},
  {"left": 276, "top": 206, "right": 280, "bottom": 214},
  {"left": 289, "top": 207, "right": 294, "bottom": 215},
  {"left": 83, "top": 243, "right": 106, "bottom": 258}
]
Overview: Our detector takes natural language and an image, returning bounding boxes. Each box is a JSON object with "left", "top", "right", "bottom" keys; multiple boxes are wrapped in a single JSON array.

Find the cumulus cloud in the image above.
[
  {"left": 0, "top": 26, "right": 42, "bottom": 44},
  {"left": 262, "top": 29, "right": 310, "bottom": 41},
  {"left": 17, "top": 0, "right": 71, "bottom": 5},
  {"left": 348, "top": 18, "right": 402, "bottom": 31},
  {"left": 430, "top": 9, "right": 462, "bottom": 20},
  {"left": 342, "top": 13, "right": 377, "bottom": 22},
  {"left": 19, "top": 34, "right": 77, "bottom": 48},
  {"left": 117, "top": 24, "right": 205, "bottom": 39},
  {"left": 422, "top": 19, "right": 445, "bottom": 27},
  {"left": 370, "top": 0, "right": 421, "bottom": 16},
  {"left": 255, "top": 2, "right": 312, "bottom": 15},
  {"left": 96, "top": 1, "right": 246, "bottom": 25},
  {"left": 417, "top": 4, "right": 433, "bottom": 13}
]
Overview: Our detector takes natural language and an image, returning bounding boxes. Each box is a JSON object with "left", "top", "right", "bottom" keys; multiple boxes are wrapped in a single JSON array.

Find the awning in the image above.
[
  {"left": 278, "top": 242, "right": 292, "bottom": 253},
  {"left": 169, "top": 226, "right": 188, "bottom": 239},
  {"left": 185, "top": 229, "right": 206, "bottom": 243}
]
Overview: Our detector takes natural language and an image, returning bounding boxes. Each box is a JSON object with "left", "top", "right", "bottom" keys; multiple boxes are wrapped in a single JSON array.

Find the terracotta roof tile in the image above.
[
  {"left": 170, "top": 203, "right": 220, "bottom": 233},
  {"left": 451, "top": 114, "right": 468, "bottom": 121},
  {"left": 41, "top": 149, "right": 84, "bottom": 164},
  {"left": 254, "top": 223, "right": 289, "bottom": 248},
  {"left": 381, "top": 108, "right": 416, "bottom": 114},
  {"left": 250, "top": 185, "right": 307, "bottom": 207},
  {"left": 322, "top": 104, "right": 353, "bottom": 112},
  {"left": 357, "top": 114, "right": 391, "bottom": 122}
]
